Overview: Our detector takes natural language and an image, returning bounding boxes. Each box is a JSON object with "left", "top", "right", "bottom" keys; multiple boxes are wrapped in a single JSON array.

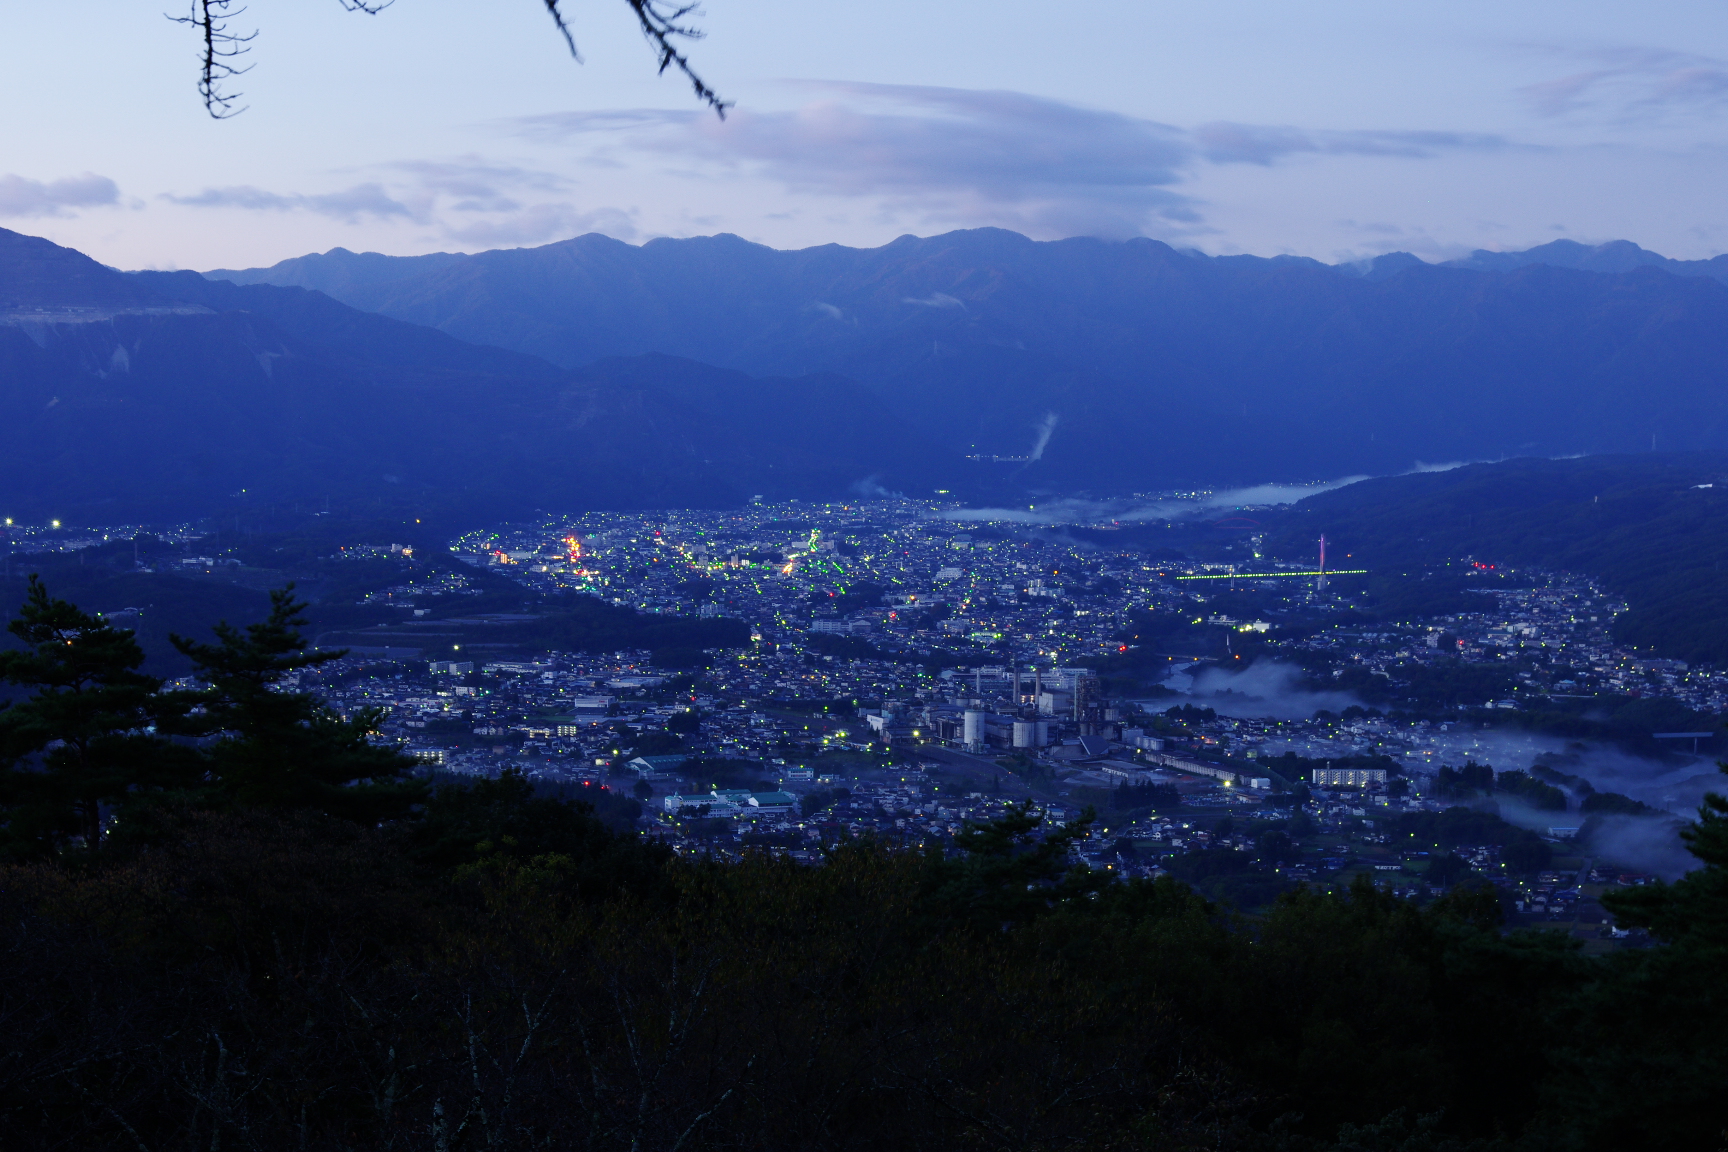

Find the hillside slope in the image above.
[{"left": 1270, "top": 453, "right": 1728, "bottom": 663}]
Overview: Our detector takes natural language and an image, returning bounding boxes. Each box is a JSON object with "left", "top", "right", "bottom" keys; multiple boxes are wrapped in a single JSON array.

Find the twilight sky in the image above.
[{"left": 5, "top": 1, "right": 1728, "bottom": 269}]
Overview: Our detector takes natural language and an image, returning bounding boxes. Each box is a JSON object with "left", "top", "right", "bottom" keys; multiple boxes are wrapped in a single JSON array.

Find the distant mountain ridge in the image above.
[
  {"left": 1438, "top": 238, "right": 1728, "bottom": 283},
  {"left": 12, "top": 223, "right": 1728, "bottom": 521},
  {"left": 202, "top": 228, "right": 1728, "bottom": 488},
  {"left": 0, "top": 228, "right": 948, "bottom": 520},
  {"left": 207, "top": 247, "right": 469, "bottom": 301},
  {"left": 208, "top": 234, "right": 1728, "bottom": 302}
]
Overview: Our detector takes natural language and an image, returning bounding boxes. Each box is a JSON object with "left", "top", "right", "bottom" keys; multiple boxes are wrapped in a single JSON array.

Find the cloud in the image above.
[
  {"left": 1521, "top": 46, "right": 1728, "bottom": 120},
  {"left": 388, "top": 158, "right": 570, "bottom": 195},
  {"left": 511, "top": 83, "right": 1516, "bottom": 241},
  {"left": 159, "top": 159, "right": 634, "bottom": 246},
  {"left": 0, "top": 172, "right": 120, "bottom": 218},
  {"left": 1194, "top": 123, "right": 1508, "bottom": 165},
  {"left": 162, "top": 182, "right": 413, "bottom": 223},
  {"left": 385, "top": 159, "right": 633, "bottom": 243},
  {"left": 443, "top": 203, "right": 637, "bottom": 245},
  {"left": 516, "top": 84, "right": 1200, "bottom": 239},
  {"left": 903, "top": 292, "right": 965, "bottom": 308},
  {"left": 305, "top": 184, "right": 415, "bottom": 221},
  {"left": 162, "top": 185, "right": 296, "bottom": 211}
]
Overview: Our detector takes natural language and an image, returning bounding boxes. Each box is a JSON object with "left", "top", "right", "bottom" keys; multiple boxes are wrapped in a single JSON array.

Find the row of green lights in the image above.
[{"left": 1175, "top": 570, "right": 1368, "bottom": 580}]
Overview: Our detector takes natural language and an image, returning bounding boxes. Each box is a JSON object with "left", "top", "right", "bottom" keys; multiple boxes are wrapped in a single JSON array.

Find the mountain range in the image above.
[
  {"left": 0, "top": 229, "right": 945, "bottom": 520},
  {"left": 9, "top": 226, "right": 1728, "bottom": 519},
  {"left": 203, "top": 230, "right": 1728, "bottom": 486}
]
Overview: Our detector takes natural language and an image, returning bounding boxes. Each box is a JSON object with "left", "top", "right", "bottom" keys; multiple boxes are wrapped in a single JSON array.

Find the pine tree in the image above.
[
  {"left": 0, "top": 576, "right": 192, "bottom": 856},
  {"left": 927, "top": 800, "right": 1107, "bottom": 927},
  {"left": 170, "top": 585, "right": 424, "bottom": 822}
]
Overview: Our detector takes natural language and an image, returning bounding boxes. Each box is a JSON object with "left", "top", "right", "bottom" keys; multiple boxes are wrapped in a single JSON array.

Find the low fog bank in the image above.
[
  {"left": 937, "top": 477, "right": 1369, "bottom": 526},
  {"left": 1586, "top": 813, "right": 1695, "bottom": 879},
  {"left": 1484, "top": 796, "right": 1690, "bottom": 878},
  {"left": 937, "top": 460, "right": 1480, "bottom": 526},
  {"left": 1442, "top": 732, "right": 1717, "bottom": 814},
  {"left": 1138, "top": 662, "right": 1719, "bottom": 877},
  {"left": 1576, "top": 755, "right": 1724, "bottom": 815},
  {"left": 1146, "top": 661, "right": 1366, "bottom": 720}
]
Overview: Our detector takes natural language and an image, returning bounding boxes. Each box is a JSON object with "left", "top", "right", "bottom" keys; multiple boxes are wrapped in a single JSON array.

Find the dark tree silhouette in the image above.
[
  {"left": 0, "top": 576, "right": 196, "bottom": 856},
  {"left": 169, "top": 585, "right": 424, "bottom": 821},
  {"left": 173, "top": 0, "right": 727, "bottom": 120}
]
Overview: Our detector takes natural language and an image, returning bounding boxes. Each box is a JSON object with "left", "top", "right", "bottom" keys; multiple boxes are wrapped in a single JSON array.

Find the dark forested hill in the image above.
[
  {"left": 206, "top": 229, "right": 1728, "bottom": 489},
  {"left": 127, "top": 270, "right": 563, "bottom": 380},
  {"left": 1267, "top": 452, "right": 1728, "bottom": 662}
]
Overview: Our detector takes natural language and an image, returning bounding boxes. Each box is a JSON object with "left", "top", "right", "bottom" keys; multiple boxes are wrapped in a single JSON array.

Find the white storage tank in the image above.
[{"left": 963, "top": 709, "right": 986, "bottom": 748}]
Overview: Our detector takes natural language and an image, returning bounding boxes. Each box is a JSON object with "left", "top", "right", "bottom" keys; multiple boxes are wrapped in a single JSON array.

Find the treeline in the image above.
[
  {"left": 501, "top": 593, "right": 750, "bottom": 660},
  {"left": 1, "top": 584, "right": 1727, "bottom": 1149},
  {"left": 1389, "top": 804, "right": 1556, "bottom": 873},
  {"left": 1434, "top": 762, "right": 1567, "bottom": 811},
  {"left": 1110, "top": 780, "right": 1184, "bottom": 809},
  {"left": 1324, "top": 660, "right": 1521, "bottom": 712}
]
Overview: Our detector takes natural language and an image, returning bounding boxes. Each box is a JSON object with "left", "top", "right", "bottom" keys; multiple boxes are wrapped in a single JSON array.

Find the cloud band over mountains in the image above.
[
  {"left": 144, "top": 83, "right": 1513, "bottom": 247},
  {"left": 512, "top": 82, "right": 1511, "bottom": 239},
  {"left": 157, "top": 160, "right": 632, "bottom": 245},
  {"left": 0, "top": 173, "right": 120, "bottom": 219}
]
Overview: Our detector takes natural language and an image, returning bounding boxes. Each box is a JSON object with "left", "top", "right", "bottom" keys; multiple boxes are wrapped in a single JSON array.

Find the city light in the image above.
[{"left": 1176, "top": 570, "right": 1366, "bottom": 580}]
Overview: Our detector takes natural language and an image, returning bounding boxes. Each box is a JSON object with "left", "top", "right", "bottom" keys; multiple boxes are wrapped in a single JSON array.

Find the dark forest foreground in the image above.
[
  {"left": 2, "top": 782, "right": 1725, "bottom": 1151},
  {"left": 1, "top": 582, "right": 1725, "bottom": 1150}
]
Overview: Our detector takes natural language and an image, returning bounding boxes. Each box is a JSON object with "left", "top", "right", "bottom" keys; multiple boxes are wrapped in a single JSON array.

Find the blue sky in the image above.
[{"left": 5, "top": 0, "right": 1728, "bottom": 268}]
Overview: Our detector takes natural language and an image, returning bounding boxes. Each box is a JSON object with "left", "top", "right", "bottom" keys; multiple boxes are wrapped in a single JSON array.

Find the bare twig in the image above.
[
  {"left": 176, "top": 0, "right": 729, "bottom": 120},
  {"left": 167, "top": 0, "right": 256, "bottom": 119},
  {"left": 544, "top": 0, "right": 730, "bottom": 117}
]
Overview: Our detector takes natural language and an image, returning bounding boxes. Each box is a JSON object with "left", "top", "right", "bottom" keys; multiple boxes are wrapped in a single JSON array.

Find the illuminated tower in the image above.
[{"left": 1316, "top": 534, "right": 1329, "bottom": 592}]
